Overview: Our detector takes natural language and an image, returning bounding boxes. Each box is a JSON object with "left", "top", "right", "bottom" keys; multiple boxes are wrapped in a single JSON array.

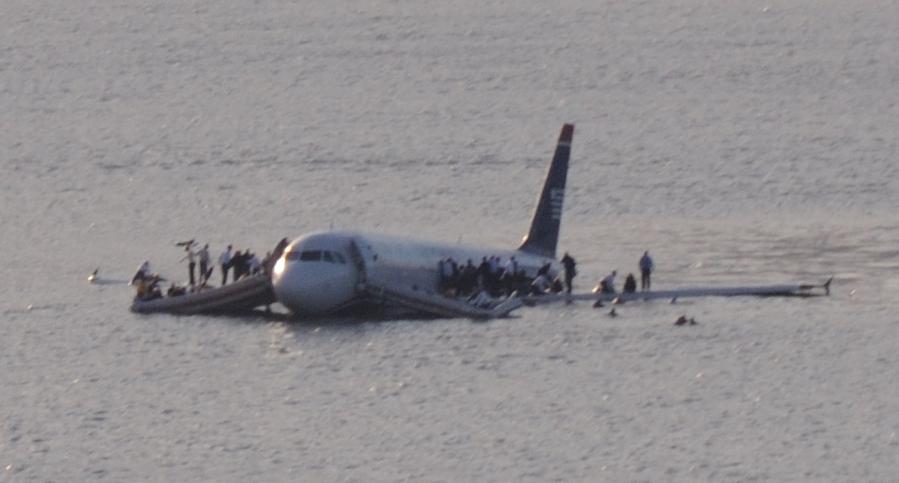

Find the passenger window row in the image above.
[{"left": 285, "top": 250, "right": 347, "bottom": 264}]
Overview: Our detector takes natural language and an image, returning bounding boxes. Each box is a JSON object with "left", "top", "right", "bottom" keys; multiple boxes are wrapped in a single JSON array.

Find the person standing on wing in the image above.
[
  {"left": 560, "top": 252, "right": 577, "bottom": 294},
  {"left": 639, "top": 251, "right": 654, "bottom": 291}
]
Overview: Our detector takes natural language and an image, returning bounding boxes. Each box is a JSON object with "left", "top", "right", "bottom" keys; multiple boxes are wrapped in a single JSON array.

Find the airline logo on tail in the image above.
[
  {"left": 517, "top": 123, "right": 574, "bottom": 258},
  {"left": 550, "top": 188, "right": 564, "bottom": 221}
]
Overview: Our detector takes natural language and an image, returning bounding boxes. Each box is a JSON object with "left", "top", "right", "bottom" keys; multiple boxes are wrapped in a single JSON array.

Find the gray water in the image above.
[{"left": 2, "top": 1, "right": 898, "bottom": 481}]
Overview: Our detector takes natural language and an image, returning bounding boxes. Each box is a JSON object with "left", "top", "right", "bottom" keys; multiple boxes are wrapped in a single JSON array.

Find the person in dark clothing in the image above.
[
  {"left": 477, "top": 257, "right": 491, "bottom": 291},
  {"left": 198, "top": 244, "right": 210, "bottom": 283},
  {"left": 537, "top": 262, "right": 551, "bottom": 277},
  {"left": 262, "top": 251, "right": 272, "bottom": 274},
  {"left": 639, "top": 251, "right": 654, "bottom": 291},
  {"left": 437, "top": 258, "right": 447, "bottom": 291},
  {"left": 167, "top": 283, "right": 187, "bottom": 297},
  {"left": 449, "top": 258, "right": 459, "bottom": 290},
  {"left": 550, "top": 277, "right": 564, "bottom": 293},
  {"left": 274, "top": 238, "right": 290, "bottom": 257},
  {"left": 560, "top": 252, "right": 577, "bottom": 293},
  {"left": 231, "top": 250, "right": 244, "bottom": 281},
  {"left": 674, "top": 315, "right": 697, "bottom": 326},
  {"left": 265, "top": 238, "right": 290, "bottom": 273},
  {"left": 237, "top": 249, "right": 250, "bottom": 279},
  {"left": 499, "top": 269, "right": 514, "bottom": 296},
  {"left": 623, "top": 273, "right": 637, "bottom": 293},
  {"left": 462, "top": 259, "right": 477, "bottom": 296}
]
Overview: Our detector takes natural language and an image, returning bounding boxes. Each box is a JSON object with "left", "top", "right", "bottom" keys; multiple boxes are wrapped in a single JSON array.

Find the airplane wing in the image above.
[
  {"left": 521, "top": 278, "right": 833, "bottom": 306},
  {"left": 359, "top": 281, "right": 522, "bottom": 320}
]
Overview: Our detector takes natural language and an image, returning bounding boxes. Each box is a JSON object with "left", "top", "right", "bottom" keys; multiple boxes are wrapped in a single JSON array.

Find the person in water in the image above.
[{"left": 675, "top": 315, "right": 697, "bottom": 326}]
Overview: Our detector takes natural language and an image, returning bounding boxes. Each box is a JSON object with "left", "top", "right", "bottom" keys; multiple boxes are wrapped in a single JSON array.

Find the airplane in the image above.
[
  {"left": 269, "top": 124, "right": 576, "bottom": 318},
  {"left": 130, "top": 123, "right": 830, "bottom": 318}
]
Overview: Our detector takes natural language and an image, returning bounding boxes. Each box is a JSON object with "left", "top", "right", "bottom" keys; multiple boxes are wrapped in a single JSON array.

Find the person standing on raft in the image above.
[
  {"left": 219, "top": 245, "right": 233, "bottom": 286},
  {"left": 181, "top": 243, "right": 197, "bottom": 286}
]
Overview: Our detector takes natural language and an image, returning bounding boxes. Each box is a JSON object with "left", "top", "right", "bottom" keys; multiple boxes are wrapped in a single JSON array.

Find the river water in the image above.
[{"left": 2, "top": 1, "right": 898, "bottom": 481}]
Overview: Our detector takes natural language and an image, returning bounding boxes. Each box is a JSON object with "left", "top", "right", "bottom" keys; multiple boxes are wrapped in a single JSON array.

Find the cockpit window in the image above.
[
  {"left": 285, "top": 249, "right": 347, "bottom": 264},
  {"left": 299, "top": 250, "right": 322, "bottom": 261}
]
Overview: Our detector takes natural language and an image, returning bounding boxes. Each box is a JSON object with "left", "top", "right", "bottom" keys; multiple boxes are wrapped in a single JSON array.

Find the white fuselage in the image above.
[
  {"left": 271, "top": 230, "right": 558, "bottom": 316},
  {"left": 271, "top": 124, "right": 574, "bottom": 317}
]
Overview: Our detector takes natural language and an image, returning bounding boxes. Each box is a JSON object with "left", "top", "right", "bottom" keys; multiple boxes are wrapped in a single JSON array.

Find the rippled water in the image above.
[{"left": 2, "top": 1, "right": 898, "bottom": 481}]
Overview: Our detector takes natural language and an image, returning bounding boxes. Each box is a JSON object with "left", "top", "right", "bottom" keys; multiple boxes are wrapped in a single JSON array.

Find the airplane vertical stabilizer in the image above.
[{"left": 517, "top": 123, "right": 573, "bottom": 258}]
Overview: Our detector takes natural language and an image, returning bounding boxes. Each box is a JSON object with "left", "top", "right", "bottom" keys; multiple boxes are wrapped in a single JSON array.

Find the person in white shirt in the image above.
[
  {"left": 180, "top": 245, "right": 197, "bottom": 286},
  {"left": 219, "top": 245, "right": 233, "bottom": 285},
  {"left": 504, "top": 256, "right": 518, "bottom": 277}
]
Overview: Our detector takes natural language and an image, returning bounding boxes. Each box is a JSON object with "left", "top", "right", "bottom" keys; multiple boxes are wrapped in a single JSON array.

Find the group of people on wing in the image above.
[
  {"left": 436, "top": 252, "right": 577, "bottom": 303},
  {"left": 595, "top": 251, "right": 655, "bottom": 295},
  {"left": 438, "top": 255, "right": 534, "bottom": 299},
  {"left": 436, "top": 249, "right": 655, "bottom": 303},
  {"left": 132, "top": 238, "right": 291, "bottom": 301}
]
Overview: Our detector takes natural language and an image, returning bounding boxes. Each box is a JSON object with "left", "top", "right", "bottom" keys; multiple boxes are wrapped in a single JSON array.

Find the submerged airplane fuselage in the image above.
[
  {"left": 271, "top": 231, "right": 558, "bottom": 316},
  {"left": 271, "top": 124, "right": 574, "bottom": 317}
]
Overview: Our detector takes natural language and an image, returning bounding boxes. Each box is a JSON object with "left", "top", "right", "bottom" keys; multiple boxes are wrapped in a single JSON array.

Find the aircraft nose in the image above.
[
  {"left": 271, "top": 258, "right": 309, "bottom": 311},
  {"left": 271, "top": 253, "right": 358, "bottom": 315}
]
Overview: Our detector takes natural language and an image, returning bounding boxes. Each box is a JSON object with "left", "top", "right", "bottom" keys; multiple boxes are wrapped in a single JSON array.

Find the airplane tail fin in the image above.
[{"left": 517, "top": 123, "right": 573, "bottom": 258}]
